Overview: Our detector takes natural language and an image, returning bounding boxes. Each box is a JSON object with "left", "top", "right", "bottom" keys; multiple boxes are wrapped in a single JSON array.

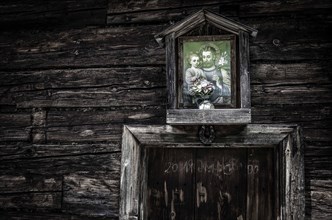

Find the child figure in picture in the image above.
[
  {"left": 183, "top": 52, "right": 207, "bottom": 106},
  {"left": 184, "top": 53, "right": 206, "bottom": 94}
]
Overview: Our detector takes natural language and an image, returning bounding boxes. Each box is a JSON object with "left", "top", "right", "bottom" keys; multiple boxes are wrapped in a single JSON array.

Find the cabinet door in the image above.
[
  {"left": 147, "top": 148, "right": 195, "bottom": 220},
  {"left": 246, "top": 148, "right": 275, "bottom": 220},
  {"left": 146, "top": 148, "right": 275, "bottom": 220},
  {"left": 195, "top": 149, "right": 247, "bottom": 220}
]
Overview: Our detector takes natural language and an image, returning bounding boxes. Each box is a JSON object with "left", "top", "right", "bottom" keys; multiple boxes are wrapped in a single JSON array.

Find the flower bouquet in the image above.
[{"left": 188, "top": 76, "right": 215, "bottom": 109}]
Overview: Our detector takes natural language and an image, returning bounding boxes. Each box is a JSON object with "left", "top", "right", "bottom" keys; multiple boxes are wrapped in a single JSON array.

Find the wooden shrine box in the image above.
[
  {"left": 154, "top": 9, "right": 258, "bottom": 125},
  {"left": 120, "top": 10, "right": 305, "bottom": 220}
]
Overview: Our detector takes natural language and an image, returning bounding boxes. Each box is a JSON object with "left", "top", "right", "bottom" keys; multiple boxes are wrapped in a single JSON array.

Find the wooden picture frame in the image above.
[
  {"left": 154, "top": 10, "right": 257, "bottom": 125},
  {"left": 119, "top": 124, "right": 305, "bottom": 220},
  {"left": 178, "top": 35, "right": 237, "bottom": 109}
]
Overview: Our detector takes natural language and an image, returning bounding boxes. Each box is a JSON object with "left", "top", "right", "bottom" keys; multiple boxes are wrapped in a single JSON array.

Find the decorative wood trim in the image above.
[
  {"left": 239, "top": 31, "right": 251, "bottom": 108},
  {"left": 167, "top": 109, "right": 251, "bottom": 125},
  {"left": 120, "top": 124, "right": 305, "bottom": 219},
  {"left": 155, "top": 9, "right": 258, "bottom": 47},
  {"left": 166, "top": 33, "right": 177, "bottom": 109}
]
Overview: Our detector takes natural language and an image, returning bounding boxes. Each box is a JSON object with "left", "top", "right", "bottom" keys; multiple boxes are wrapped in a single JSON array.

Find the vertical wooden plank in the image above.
[
  {"left": 247, "top": 148, "right": 275, "bottom": 220},
  {"left": 290, "top": 127, "right": 305, "bottom": 220},
  {"left": 195, "top": 148, "right": 246, "bottom": 220},
  {"left": 147, "top": 148, "right": 194, "bottom": 220},
  {"left": 165, "top": 33, "right": 177, "bottom": 109},
  {"left": 238, "top": 31, "right": 251, "bottom": 109},
  {"left": 120, "top": 126, "right": 141, "bottom": 220}
]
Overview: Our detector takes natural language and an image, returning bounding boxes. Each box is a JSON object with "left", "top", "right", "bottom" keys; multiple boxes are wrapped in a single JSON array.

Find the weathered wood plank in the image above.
[
  {"left": 108, "top": 0, "right": 228, "bottom": 13},
  {"left": 0, "top": 113, "right": 31, "bottom": 127},
  {"left": 239, "top": 0, "right": 331, "bottom": 17},
  {"left": 47, "top": 105, "right": 165, "bottom": 127},
  {"left": 46, "top": 124, "right": 122, "bottom": 143},
  {"left": 305, "top": 153, "right": 332, "bottom": 179},
  {"left": 108, "top": 5, "right": 221, "bottom": 25},
  {"left": 250, "top": 42, "right": 332, "bottom": 61},
  {"left": 252, "top": 84, "right": 332, "bottom": 105},
  {"left": 303, "top": 128, "right": 332, "bottom": 144},
  {"left": 252, "top": 104, "right": 332, "bottom": 123},
  {"left": 14, "top": 87, "right": 166, "bottom": 108},
  {"left": 63, "top": 173, "right": 119, "bottom": 217},
  {"left": 0, "top": 153, "right": 121, "bottom": 176},
  {"left": 0, "top": 211, "right": 117, "bottom": 220},
  {"left": 0, "top": 143, "right": 120, "bottom": 160},
  {"left": 250, "top": 62, "right": 332, "bottom": 84},
  {"left": 0, "top": 67, "right": 167, "bottom": 107},
  {"left": 108, "top": 0, "right": 331, "bottom": 14},
  {"left": 147, "top": 148, "right": 195, "bottom": 220},
  {"left": 0, "top": 128, "right": 31, "bottom": 142},
  {"left": 167, "top": 109, "right": 251, "bottom": 125},
  {"left": 0, "top": 67, "right": 165, "bottom": 88},
  {"left": 307, "top": 180, "right": 332, "bottom": 219},
  {"left": 0, "top": 25, "right": 166, "bottom": 70},
  {"left": 127, "top": 124, "right": 295, "bottom": 146},
  {"left": 0, "top": 175, "right": 62, "bottom": 193},
  {"left": 0, "top": 0, "right": 107, "bottom": 29},
  {"left": 247, "top": 148, "right": 275, "bottom": 219},
  {"left": 0, "top": 192, "right": 62, "bottom": 209},
  {"left": 196, "top": 149, "right": 246, "bottom": 219}
]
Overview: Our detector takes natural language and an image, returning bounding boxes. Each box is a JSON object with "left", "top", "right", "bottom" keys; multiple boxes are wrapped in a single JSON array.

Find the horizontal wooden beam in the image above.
[{"left": 167, "top": 109, "right": 251, "bottom": 125}]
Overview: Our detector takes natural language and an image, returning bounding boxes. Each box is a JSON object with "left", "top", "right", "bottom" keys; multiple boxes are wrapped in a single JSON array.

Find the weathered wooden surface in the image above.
[{"left": 0, "top": 0, "right": 331, "bottom": 219}]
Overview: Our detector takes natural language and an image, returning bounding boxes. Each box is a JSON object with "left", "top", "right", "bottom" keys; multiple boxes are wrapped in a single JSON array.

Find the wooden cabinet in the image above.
[
  {"left": 120, "top": 125, "right": 305, "bottom": 220},
  {"left": 147, "top": 148, "right": 275, "bottom": 220}
]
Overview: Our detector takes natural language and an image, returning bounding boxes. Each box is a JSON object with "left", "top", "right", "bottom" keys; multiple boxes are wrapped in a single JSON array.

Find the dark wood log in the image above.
[
  {"left": 0, "top": 25, "right": 166, "bottom": 70},
  {"left": 252, "top": 83, "right": 332, "bottom": 105},
  {"left": 0, "top": 67, "right": 167, "bottom": 108},
  {"left": 0, "top": 211, "right": 117, "bottom": 220},
  {"left": 47, "top": 108, "right": 165, "bottom": 127},
  {"left": 0, "top": 113, "right": 31, "bottom": 127},
  {"left": 0, "top": 128, "right": 30, "bottom": 142},
  {"left": 63, "top": 173, "right": 119, "bottom": 217},
  {"left": 0, "top": 67, "right": 165, "bottom": 88},
  {"left": 0, "top": 153, "right": 121, "bottom": 176},
  {"left": 307, "top": 180, "right": 332, "bottom": 219},
  {"left": 108, "top": 0, "right": 331, "bottom": 15},
  {"left": 0, "top": 175, "right": 62, "bottom": 193},
  {"left": 0, "top": 192, "right": 62, "bottom": 210},
  {"left": 46, "top": 124, "right": 122, "bottom": 144},
  {"left": 13, "top": 87, "right": 166, "bottom": 108},
  {"left": 250, "top": 62, "right": 332, "bottom": 84},
  {"left": 108, "top": 0, "right": 228, "bottom": 13},
  {"left": 0, "top": 0, "right": 107, "bottom": 29},
  {"left": 0, "top": 143, "right": 120, "bottom": 160},
  {"left": 252, "top": 104, "right": 332, "bottom": 124},
  {"left": 107, "top": 5, "right": 221, "bottom": 25},
  {"left": 239, "top": 0, "right": 331, "bottom": 17}
]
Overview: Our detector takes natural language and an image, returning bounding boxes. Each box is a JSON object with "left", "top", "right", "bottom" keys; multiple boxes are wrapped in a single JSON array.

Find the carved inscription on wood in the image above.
[{"left": 147, "top": 148, "right": 274, "bottom": 220}]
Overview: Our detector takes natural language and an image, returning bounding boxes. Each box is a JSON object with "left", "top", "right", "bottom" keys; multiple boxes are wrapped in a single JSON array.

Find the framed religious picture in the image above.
[
  {"left": 178, "top": 35, "right": 236, "bottom": 109},
  {"left": 154, "top": 9, "right": 257, "bottom": 125}
]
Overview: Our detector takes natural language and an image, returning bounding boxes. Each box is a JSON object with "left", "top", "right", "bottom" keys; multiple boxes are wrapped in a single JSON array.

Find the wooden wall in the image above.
[{"left": 0, "top": 0, "right": 331, "bottom": 219}]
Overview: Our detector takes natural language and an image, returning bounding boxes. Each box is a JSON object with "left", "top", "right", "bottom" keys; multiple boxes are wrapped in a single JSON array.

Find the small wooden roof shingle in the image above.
[{"left": 155, "top": 9, "right": 258, "bottom": 47}]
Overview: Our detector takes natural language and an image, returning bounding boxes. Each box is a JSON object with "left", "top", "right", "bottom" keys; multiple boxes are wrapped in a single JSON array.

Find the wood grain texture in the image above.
[
  {"left": 167, "top": 109, "right": 251, "bottom": 125},
  {"left": 0, "top": 0, "right": 331, "bottom": 219},
  {"left": 63, "top": 173, "right": 119, "bottom": 217},
  {"left": 0, "top": 0, "right": 107, "bottom": 29}
]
